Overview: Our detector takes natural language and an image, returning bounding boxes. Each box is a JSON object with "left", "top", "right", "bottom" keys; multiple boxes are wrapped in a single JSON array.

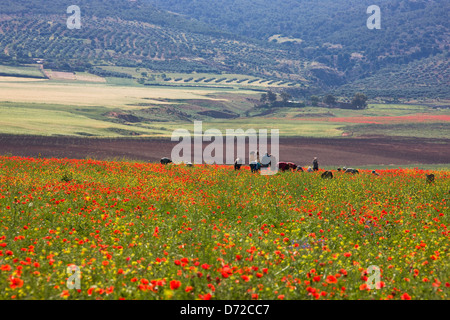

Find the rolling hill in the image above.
[{"left": 0, "top": 0, "right": 448, "bottom": 98}]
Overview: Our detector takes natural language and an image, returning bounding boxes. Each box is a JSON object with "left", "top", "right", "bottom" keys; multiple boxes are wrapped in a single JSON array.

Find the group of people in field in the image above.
[
  {"left": 235, "top": 151, "right": 278, "bottom": 173},
  {"left": 160, "top": 154, "right": 380, "bottom": 177},
  {"left": 233, "top": 153, "right": 381, "bottom": 177},
  {"left": 234, "top": 152, "right": 321, "bottom": 173}
]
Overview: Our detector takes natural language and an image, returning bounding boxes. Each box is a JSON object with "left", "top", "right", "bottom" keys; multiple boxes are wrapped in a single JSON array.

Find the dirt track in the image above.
[{"left": 0, "top": 135, "right": 449, "bottom": 166}]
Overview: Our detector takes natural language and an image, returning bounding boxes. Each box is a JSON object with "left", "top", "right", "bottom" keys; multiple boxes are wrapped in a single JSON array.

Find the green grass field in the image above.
[{"left": 0, "top": 65, "right": 46, "bottom": 78}]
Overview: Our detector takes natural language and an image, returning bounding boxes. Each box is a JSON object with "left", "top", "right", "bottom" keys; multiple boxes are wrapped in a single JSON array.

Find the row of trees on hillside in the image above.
[
  {"left": 310, "top": 93, "right": 368, "bottom": 109},
  {"left": 258, "top": 90, "right": 305, "bottom": 108},
  {"left": 260, "top": 91, "right": 292, "bottom": 104},
  {"left": 258, "top": 91, "right": 368, "bottom": 109}
]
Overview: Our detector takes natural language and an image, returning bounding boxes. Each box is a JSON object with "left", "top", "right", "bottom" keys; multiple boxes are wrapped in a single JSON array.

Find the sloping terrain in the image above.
[
  {"left": 0, "top": 0, "right": 447, "bottom": 96},
  {"left": 0, "top": 0, "right": 310, "bottom": 84}
]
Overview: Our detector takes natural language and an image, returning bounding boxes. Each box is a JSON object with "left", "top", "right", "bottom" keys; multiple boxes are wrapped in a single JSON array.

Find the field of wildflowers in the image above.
[{"left": 0, "top": 156, "right": 448, "bottom": 300}]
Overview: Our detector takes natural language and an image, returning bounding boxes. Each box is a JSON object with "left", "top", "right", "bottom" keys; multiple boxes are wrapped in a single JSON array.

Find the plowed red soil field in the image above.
[{"left": 0, "top": 135, "right": 449, "bottom": 166}]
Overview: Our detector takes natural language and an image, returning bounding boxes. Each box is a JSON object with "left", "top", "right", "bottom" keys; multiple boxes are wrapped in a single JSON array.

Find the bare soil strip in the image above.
[{"left": 0, "top": 135, "right": 449, "bottom": 166}]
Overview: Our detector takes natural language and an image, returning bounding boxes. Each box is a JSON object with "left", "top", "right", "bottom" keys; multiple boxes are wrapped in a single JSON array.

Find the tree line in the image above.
[{"left": 258, "top": 91, "right": 368, "bottom": 110}]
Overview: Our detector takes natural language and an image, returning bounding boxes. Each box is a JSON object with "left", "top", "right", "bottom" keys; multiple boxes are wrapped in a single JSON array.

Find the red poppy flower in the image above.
[
  {"left": 326, "top": 275, "right": 337, "bottom": 284},
  {"left": 199, "top": 293, "right": 212, "bottom": 300},
  {"left": 170, "top": 280, "right": 181, "bottom": 290},
  {"left": 87, "top": 287, "right": 95, "bottom": 296},
  {"left": 1, "top": 264, "right": 11, "bottom": 271},
  {"left": 9, "top": 277, "right": 24, "bottom": 289},
  {"left": 313, "top": 276, "right": 321, "bottom": 282},
  {"left": 241, "top": 275, "right": 250, "bottom": 282},
  {"left": 60, "top": 290, "right": 70, "bottom": 298},
  {"left": 401, "top": 293, "right": 411, "bottom": 300}
]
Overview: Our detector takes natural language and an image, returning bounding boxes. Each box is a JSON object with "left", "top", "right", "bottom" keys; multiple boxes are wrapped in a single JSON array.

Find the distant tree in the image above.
[
  {"left": 351, "top": 93, "right": 368, "bottom": 109},
  {"left": 310, "top": 95, "right": 319, "bottom": 107},
  {"left": 280, "top": 91, "right": 292, "bottom": 103},
  {"left": 260, "top": 93, "right": 268, "bottom": 104},
  {"left": 267, "top": 91, "right": 277, "bottom": 104},
  {"left": 324, "top": 94, "right": 336, "bottom": 106}
]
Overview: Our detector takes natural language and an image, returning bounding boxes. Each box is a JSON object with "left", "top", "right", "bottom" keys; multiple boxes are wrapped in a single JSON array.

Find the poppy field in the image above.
[{"left": 0, "top": 156, "right": 448, "bottom": 300}]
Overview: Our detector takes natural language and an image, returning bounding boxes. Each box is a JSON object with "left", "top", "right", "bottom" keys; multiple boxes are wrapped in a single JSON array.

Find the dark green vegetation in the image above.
[
  {"left": 147, "top": 0, "right": 450, "bottom": 98},
  {"left": 0, "top": 0, "right": 308, "bottom": 84},
  {"left": 0, "top": 0, "right": 448, "bottom": 98}
]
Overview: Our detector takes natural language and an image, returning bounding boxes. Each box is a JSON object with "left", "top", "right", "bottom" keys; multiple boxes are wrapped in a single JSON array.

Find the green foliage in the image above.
[
  {"left": 280, "top": 91, "right": 292, "bottom": 103},
  {"left": 267, "top": 91, "right": 277, "bottom": 104},
  {"left": 324, "top": 94, "right": 336, "bottom": 106},
  {"left": 148, "top": 0, "right": 449, "bottom": 85},
  {"left": 351, "top": 93, "right": 369, "bottom": 109},
  {"left": 310, "top": 96, "right": 319, "bottom": 107}
]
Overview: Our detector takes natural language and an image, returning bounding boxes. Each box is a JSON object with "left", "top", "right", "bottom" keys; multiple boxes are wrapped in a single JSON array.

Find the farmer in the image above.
[
  {"left": 313, "top": 157, "right": 319, "bottom": 171},
  {"left": 261, "top": 153, "right": 272, "bottom": 168},
  {"left": 321, "top": 171, "right": 333, "bottom": 179},
  {"left": 277, "top": 162, "right": 297, "bottom": 172},
  {"left": 234, "top": 158, "right": 243, "bottom": 170},
  {"left": 160, "top": 157, "right": 172, "bottom": 165},
  {"left": 250, "top": 161, "right": 261, "bottom": 173},
  {"left": 287, "top": 162, "right": 297, "bottom": 171}
]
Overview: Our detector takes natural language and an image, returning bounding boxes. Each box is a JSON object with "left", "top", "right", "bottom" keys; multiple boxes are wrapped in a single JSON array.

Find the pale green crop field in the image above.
[
  {"left": 151, "top": 119, "right": 344, "bottom": 138},
  {"left": 0, "top": 102, "right": 344, "bottom": 137},
  {"left": 0, "top": 77, "right": 449, "bottom": 139},
  {"left": 0, "top": 80, "right": 252, "bottom": 108},
  {"left": 0, "top": 103, "right": 166, "bottom": 137},
  {"left": 0, "top": 64, "right": 45, "bottom": 78}
]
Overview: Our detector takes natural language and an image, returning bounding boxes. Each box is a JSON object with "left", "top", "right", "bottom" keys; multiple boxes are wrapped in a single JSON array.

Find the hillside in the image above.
[
  {"left": 0, "top": 0, "right": 448, "bottom": 97},
  {"left": 147, "top": 0, "right": 450, "bottom": 97},
  {"left": 0, "top": 0, "right": 311, "bottom": 84}
]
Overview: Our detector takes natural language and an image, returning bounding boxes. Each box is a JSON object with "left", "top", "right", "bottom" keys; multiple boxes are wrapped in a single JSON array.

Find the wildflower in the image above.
[
  {"left": 326, "top": 275, "right": 337, "bottom": 284},
  {"left": 170, "top": 280, "right": 181, "bottom": 290},
  {"left": 401, "top": 293, "right": 411, "bottom": 300}
]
